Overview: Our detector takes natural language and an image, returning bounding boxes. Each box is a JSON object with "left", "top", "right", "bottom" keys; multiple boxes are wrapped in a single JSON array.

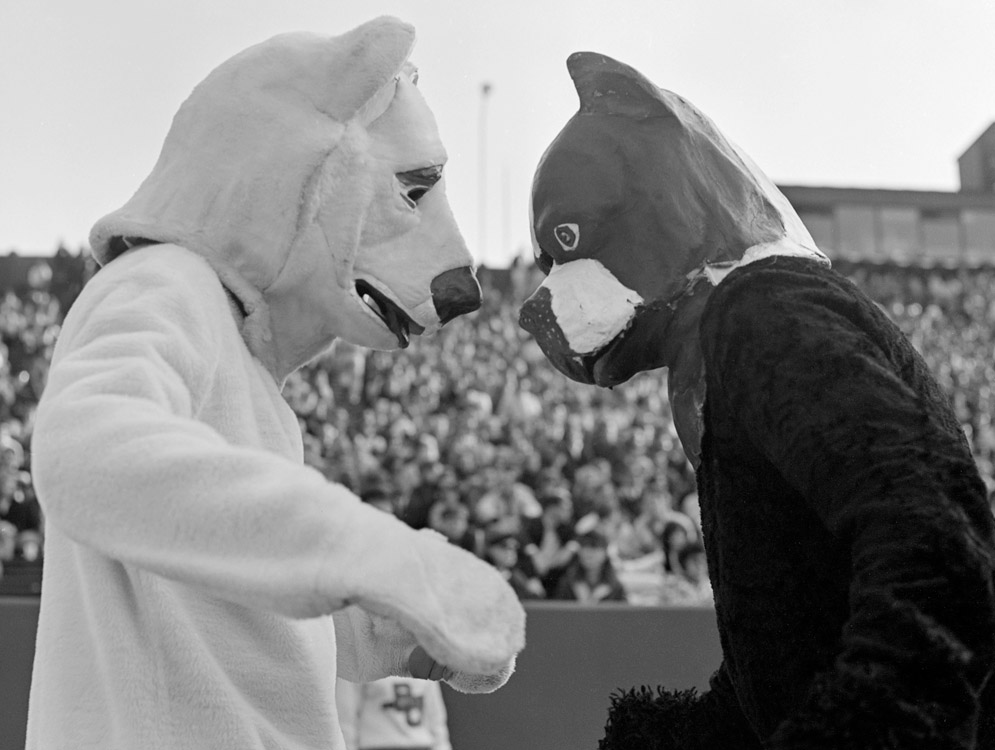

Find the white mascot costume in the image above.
[{"left": 27, "top": 17, "right": 525, "bottom": 750}]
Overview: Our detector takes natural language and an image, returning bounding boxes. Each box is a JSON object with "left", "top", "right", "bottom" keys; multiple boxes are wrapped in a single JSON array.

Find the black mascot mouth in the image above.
[
  {"left": 355, "top": 279, "right": 425, "bottom": 348},
  {"left": 587, "top": 333, "right": 632, "bottom": 387},
  {"left": 519, "top": 288, "right": 678, "bottom": 388},
  {"left": 589, "top": 301, "right": 679, "bottom": 386}
]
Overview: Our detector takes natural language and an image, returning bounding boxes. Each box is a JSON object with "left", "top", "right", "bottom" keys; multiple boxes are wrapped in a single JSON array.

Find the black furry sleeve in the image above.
[
  {"left": 600, "top": 662, "right": 762, "bottom": 750},
  {"left": 705, "top": 268, "right": 995, "bottom": 749}
]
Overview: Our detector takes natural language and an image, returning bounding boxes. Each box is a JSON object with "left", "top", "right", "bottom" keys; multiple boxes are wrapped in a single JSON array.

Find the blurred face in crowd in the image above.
[
  {"left": 683, "top": 550, "right": 708, "bottom": 584},
  {"left": 648, "top": 488, "right": 673, "bottom": 519},
  {"left": 591, "top": 483, "right": 618, "bottom": 515},
  {"left": 416, "top": 435, "right": 440, "bottom": 463},
  {"left": 474, "top": 493, "right": 506, "bottom": 526},
  {"left": 577, "top": 536, "right": 608, "bottom": 575},
  {"left": 1, "top": 436, "right": 23, "bottom": 469},
  {"left": 436, "top": 471, "right": 461, "bottom": 505},
  {"left": 387, "top": 431, "right": 416, "bottom": 462},
  {"left": 0, "top": 521, "right": 17, "bottom": 562},
  {"left": 663, "top": 524, "right": 690, "bottom": 553},
  {"left": 543, "top": 495, "right": 573, "bottom": 526},
  {"left": 0, "top": 443, "right": 21, "bottom": 500},
  {"left": 486, "top": 536, "right": 519, "bottom": 571},
  {"left": 433, "top": 508, "right": 468, "bottom": 542},
  {"left": 302, "top": 434, "right": 324, "bottom": 469},
  {"left": 360, "top": 409, "right": 378, "bottom": 436},
  {"left": 17, "top": 531, "right": 42, "bottom": 563},
  {"left": 572, "top": 464, "right": 607, "bottom": 502},
  {"left": 393, "top": 463, "right": 422, "bottom": 496},
  {"left": 452, "top": 441, "right": 479, "bottom": 476}
]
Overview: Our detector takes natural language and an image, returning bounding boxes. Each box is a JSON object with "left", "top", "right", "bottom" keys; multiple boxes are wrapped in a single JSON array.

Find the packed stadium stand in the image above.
[{"left": 2, "top": 238, "right": 995, "bottom": 605}]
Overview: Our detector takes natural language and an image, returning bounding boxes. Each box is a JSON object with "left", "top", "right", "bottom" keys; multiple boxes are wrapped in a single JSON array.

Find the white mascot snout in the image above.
[{"left": 27, "top": 16, "right": 525, "bottom": 750}]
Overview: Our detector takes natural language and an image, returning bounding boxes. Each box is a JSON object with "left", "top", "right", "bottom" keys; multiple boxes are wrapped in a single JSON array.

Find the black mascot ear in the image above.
[{"left": 567, "top": 51, "right": 676, "bottom": 120}]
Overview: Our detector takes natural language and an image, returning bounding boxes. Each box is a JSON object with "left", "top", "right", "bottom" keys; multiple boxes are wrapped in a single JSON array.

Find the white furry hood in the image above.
[{"left": 90, "top": 16, "right": 474, "bottom": 383}]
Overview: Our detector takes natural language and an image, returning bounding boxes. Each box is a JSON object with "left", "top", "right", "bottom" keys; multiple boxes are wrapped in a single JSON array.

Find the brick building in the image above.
[{"left": 782, "top": 122, "right": 995, "bottom": 267}]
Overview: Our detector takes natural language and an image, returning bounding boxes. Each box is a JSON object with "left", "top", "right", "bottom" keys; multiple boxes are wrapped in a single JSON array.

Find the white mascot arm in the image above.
[
  {"left": 31, "top": 251, "right": 523, "bottom": 689},
  {"left": 333, "top": 600, "right": 516, "bottom": 692}
]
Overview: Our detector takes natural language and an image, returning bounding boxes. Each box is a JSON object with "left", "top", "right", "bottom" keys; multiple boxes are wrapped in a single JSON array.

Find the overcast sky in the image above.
[{"left": 2, "top": 0, "right": 993, "bottom": 267}]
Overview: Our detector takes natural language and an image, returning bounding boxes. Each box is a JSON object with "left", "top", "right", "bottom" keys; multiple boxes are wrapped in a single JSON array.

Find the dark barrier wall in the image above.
[
  {"left": 444, "top": 602, "right": 721, "bottom": 750},
  {"left": 0, "top": 598, "right": 721, "bottom": 750},
  {"left": 0, "top": 597, "right": 38, "bottom": 750}
]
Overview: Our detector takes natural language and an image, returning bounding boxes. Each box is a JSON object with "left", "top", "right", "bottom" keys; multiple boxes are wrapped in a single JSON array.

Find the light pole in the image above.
[{"left": 478, "top": 81, "right": 493, "bottom": 266}]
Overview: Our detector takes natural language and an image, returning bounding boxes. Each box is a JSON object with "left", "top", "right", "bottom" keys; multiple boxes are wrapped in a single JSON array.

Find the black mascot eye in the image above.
[
  {"left": 397, "top": 165, "right": 443, "bottom": 208},
  {"left": 554, "top": 223, "right": 580, "bottom": 252}
]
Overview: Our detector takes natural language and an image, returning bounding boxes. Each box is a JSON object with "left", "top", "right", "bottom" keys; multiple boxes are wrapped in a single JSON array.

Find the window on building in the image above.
[
  {"left": 963, "top": 209, "right": 995, "bottom": 264},
  {"left": 920, "top": 210, "right": 962, "bottom": 262},
  {"left": 878, "top": 207, "right": 919, "bottom": 263},
  {"left": 797, "top": 209, "right": 835, "bottom": 254},
  {"left": 836, "top": 206, "right": 877, "bottom": 260}
]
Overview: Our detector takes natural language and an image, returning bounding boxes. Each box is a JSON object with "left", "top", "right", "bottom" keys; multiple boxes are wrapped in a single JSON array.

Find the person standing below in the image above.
[{"left": 336, "top": 676, "right": 452, "bottom": 750}]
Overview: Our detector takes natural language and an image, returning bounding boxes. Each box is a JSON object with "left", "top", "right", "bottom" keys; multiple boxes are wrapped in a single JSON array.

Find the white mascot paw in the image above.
[
  {"left": 408, "top": 645, "right": 516, "bottom": 694},
  {"left": 333, "top": 501, "right": 526, "bottom": 681}
]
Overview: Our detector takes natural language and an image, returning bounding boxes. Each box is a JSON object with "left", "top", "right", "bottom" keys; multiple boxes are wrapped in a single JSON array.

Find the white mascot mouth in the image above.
[{"left": 355, "top": 277, "right": 425, "bottom": 348}]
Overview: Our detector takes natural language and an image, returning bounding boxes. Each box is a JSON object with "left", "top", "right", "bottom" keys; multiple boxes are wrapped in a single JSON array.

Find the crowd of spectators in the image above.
[{"left": 2, "top": 251, "right": 994, "bottom": 604}]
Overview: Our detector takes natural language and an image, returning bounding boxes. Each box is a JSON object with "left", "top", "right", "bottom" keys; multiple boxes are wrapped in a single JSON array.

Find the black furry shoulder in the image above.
[{"left": 600, "top": 681, "right": 762, "bottom": 750}]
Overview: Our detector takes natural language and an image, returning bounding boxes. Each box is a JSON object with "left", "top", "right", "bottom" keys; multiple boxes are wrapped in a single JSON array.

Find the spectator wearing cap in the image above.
[
  {"left": 553, "top": 516, "right": 627, "bottom": 604},
  {"left": 522, "top": 489, "right": 577, "bottom": 597},
  {"left": 427, "top": 500, "right": 476, "bottom": 554},
  {"left": 482, "top": 523, "right": 545, "bottom": 601}
]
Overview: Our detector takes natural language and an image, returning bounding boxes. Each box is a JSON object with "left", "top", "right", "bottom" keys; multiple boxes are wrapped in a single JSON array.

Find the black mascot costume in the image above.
[{"left": 519, "top": 51, "right": 995, "bottom": 750}]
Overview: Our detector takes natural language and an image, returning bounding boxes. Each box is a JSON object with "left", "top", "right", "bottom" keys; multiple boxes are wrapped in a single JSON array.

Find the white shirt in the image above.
[{"left": 336, "top": 677, "right": 452, "bottom": 750}]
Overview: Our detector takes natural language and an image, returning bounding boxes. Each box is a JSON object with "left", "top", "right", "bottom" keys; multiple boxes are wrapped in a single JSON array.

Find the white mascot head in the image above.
[{"left": 90, "top": 16, "right": 480, "bottom": 382}]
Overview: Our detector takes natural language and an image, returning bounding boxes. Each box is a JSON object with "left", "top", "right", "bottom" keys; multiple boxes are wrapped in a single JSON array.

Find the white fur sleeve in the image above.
[
  {"left": 32, "top": 248, "right": 524, "bottom": 678},
  {"left": 333, "top": 605, "right": 418, "bottom": 682}
]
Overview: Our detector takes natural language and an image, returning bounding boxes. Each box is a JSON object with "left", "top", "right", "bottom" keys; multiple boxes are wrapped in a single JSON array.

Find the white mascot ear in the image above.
[
  {"left": 89, "top": 17, "right": 466, "bottom": 381},
  {"left": 297, "top": 16, "right": 416, "bottom": 122}
]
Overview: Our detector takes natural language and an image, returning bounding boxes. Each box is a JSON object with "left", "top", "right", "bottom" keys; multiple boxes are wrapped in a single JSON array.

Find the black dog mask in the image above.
[{"left": 520, "top": 51, "right": 825, "bottom": 388}]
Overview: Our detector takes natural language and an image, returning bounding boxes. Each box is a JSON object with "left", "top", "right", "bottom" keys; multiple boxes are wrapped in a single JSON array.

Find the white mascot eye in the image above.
[{"left": 554, "top": 223, "right": 580, "bottom": 252}]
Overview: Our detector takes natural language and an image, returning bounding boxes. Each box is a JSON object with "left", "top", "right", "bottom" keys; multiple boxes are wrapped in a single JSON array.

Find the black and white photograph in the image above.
[{"left": 1, "top": 2, "right": 994, "bottom": 748}]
